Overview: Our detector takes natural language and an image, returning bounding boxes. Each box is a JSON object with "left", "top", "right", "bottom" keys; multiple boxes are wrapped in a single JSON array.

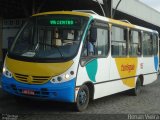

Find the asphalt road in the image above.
[{"left": 0, "top": 75, "right": 160, "bottom": 120}]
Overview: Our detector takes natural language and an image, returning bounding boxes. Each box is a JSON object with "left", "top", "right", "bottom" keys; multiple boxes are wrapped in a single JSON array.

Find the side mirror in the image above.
[
  {"left": 90, "top": 28, "right": 97, "bottom": 42},
  {"left": 80, "top": 58, "right": 86, "bottom": 67}
]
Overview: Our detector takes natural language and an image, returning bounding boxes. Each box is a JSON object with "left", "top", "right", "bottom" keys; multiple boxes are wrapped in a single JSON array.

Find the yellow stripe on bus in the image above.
[
  {"left": 115, "top": 58, "right": 138, "bottom": 88},
  {"left": 32, "top": 11, "right": 90, "bottom": 17},
  {"left": 6, "top": 56, "right": 73, "bottom": 77}
]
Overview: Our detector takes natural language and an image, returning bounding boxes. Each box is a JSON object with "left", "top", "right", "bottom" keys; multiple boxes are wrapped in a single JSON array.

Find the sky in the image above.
[{"left": 139, "top": 0, "right": 160, "bottom": 12}]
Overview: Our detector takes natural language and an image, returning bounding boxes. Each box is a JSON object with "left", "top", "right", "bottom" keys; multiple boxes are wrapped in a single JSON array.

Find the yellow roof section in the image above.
[
  {"left": 32, "top": 11, "right": 91, "bottom": 17},
  {"left": 109, "top": 18, "right": 135, "bottom": 28}
]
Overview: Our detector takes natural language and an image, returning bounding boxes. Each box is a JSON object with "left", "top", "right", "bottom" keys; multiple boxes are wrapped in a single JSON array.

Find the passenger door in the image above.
[{"left": 77, "top": 20, "right": 111, "bottom": 98}]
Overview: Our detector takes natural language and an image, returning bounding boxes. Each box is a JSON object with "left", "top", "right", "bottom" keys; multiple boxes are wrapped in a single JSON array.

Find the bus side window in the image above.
[
  {"left": 81, "top": 23, "right": 109, "bottom": 65},
  {"left": 129, "top": 30, "right": 141, "bottom": 56},
  {"left": 111, "top": 26, "right": 127, "bottom": 57},
  {"left": 143, "top": 32, "right": 153, "bottom": 56},
  {"left": 82, "top": 27, "right": 108, "bottom": 57},
  {"left": 153, "top": 34, "right": 158, "bottom": 55},
  {"left": 95, "top": 28, "right": 108, "bottom": 56},
  {"left": 88, "top": 27, "right": 97, "bottom": 55},
  {"left": 81, "top": 27, "right": 97, "bottom": 57},
  {"left": 137, "top": 32, "right": 142, "bottom": 55}
]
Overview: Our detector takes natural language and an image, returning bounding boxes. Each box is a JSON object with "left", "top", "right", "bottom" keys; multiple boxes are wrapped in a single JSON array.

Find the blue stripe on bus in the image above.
[
  {"left": 1, "top": 75, "right": 76, "bottom": 102},
  {"left": 154, "top": 56, "right": 158, "bottom": 71}
]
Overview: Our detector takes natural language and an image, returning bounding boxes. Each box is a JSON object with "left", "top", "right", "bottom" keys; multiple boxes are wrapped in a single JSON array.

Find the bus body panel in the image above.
[
  {"left": 76, "top": 56, "right": 158, "bottom": 100},
  {"left": 2, "top": 75, "right": 76, "bottom": 102},
  {"left": 76, "top": 58, "right": 110, "bottom": 99},
  {"left": 76, "top": 58, "right": 110, "bottom": 86},
  {"left": 141, "top": 57, "right": 159, "bottom": 85},
  {"left": 93, "top": 80, "right": 133, "bottom": 99}
]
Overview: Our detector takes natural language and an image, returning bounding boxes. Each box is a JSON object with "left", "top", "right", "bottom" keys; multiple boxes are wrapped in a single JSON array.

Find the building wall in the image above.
[
  {"left": 0, "top": 19, "right": 25, "bottom": 62},
  {"left": 2, "top": 19, "right": 25, "bottom": 49},
  {"left": 113, "top": 0, "right": 160, "bottom": 27}
]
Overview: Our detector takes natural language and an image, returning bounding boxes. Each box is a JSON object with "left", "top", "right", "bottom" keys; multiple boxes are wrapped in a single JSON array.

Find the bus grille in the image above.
[{"left": 14, "top": 73, "right": 51, "bottom": 84}]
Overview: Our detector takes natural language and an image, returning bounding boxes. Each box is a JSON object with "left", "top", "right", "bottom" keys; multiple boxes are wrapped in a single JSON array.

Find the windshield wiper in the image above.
[
  {"left": 33, "top": 42, "right": 64, "bottom": 59},
  {"left": 53, "top": 45, "right": 65, "bottom": 60},
  {"left": 35, "top": 43, "right": 39, "bottom": 51}
]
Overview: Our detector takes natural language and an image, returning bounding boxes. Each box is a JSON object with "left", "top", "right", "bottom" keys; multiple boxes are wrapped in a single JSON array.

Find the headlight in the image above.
[
  {"left": 3, "top": 65, "right": 12, "bottom": 78},
  {"left": 50, "top": 71, "right": 74, "bottom": 84},
  {"left": 64, "top": 74, "right": 70, "bottom": 80},
  {"left": 2, "top": 67, "right": 6, "bottom": 73}
]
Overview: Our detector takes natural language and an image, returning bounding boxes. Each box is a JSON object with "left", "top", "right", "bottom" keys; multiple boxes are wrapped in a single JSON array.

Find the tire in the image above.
[
  {"left": 130, "top": 78, "right": 142, "bottom": 96},
  {"left": 75, "top": 85, "right": 89, "bottom": 112}
]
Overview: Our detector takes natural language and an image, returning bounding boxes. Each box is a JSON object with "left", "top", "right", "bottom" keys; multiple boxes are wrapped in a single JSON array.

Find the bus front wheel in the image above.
[{"left": 75, "top": 85, "right": 89, "bottom": 112}]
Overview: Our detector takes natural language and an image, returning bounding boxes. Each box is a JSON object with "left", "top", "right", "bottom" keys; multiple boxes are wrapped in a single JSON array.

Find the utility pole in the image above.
[
  {"left": 32, "top": 0, "right": 36, "bottom": 14},
  {"left": 112, "top": 0, "right": 122, "bottom": 18},
  {"left": 103, "top": 0, "right": 113, "bottom": 18}
]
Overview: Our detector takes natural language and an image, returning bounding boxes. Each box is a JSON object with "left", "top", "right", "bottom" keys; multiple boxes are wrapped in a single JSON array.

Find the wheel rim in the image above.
[{"left": 78, "top": 89, "right": 87, "bottom": 106}]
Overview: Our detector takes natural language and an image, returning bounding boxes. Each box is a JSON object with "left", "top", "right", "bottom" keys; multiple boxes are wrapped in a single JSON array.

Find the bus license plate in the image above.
[{"left": 22, "top": 90, "right": 35, "bottom": 95}]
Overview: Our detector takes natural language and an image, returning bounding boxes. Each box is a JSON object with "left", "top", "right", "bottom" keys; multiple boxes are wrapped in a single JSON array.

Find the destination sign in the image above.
[{"left": 50, "top": 20, "right": 75, "bottom": 26}]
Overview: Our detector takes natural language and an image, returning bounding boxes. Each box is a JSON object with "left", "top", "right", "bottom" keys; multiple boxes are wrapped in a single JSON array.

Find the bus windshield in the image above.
[{"left": 9, "top": 15, "right": 89, "bottom": 61}]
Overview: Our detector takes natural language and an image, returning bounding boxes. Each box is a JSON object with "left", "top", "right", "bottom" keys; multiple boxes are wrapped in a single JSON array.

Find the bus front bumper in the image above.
[{"left": 1, "top": 75, "right": 76, "bottom": 103}]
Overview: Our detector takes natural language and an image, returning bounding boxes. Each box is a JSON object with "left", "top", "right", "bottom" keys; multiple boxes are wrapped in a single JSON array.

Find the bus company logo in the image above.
[
  {"left": 121, "top": 64, "right": 135, "bottom": 73},
  {"left": 27, "top": 76, "right": 33, "bottom": 84}
]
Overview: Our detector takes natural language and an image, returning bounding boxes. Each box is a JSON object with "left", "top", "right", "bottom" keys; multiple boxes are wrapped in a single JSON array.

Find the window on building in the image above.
[
  {"left": 111, "top": 26, "right": 127, "bottom": 57},
  {"left": 142, "top": 32, "right": 153, "bottom": 56},
  {"left": 129, "top": 30, "right": 141, "bottom": 56}
]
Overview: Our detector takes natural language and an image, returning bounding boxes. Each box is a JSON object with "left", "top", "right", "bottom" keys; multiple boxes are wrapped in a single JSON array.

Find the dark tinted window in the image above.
[
  {"left": 129, "top": 30, "right": 141, "bottom": 56},
  {"left": 142, "top": 32, "right": 153, "bottom": 56}
]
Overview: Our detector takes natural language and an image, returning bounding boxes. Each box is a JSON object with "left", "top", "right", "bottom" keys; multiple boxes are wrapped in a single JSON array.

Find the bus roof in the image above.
[
  {"left": 92, "top": 14, "right": 158, "bottom": 34},
  {"left": 32, "top": 11, "right": 158, "bottom": 34}
]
